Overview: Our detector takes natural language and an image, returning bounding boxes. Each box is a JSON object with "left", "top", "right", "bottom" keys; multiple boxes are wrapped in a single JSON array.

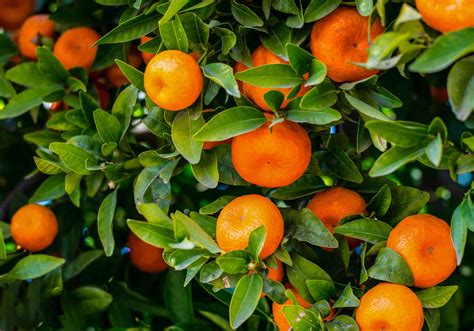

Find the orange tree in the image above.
[{"left": 0, "top": 0, "right": 473, "bottom": 330}]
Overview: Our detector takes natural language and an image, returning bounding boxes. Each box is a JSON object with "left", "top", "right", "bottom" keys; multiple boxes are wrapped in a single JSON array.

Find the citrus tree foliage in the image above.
[{"left": 0, "top": 0, "right": 473, "bottom": 330}]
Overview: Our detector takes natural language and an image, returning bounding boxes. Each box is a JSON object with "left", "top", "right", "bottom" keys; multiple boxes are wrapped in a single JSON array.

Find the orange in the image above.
[
  {"left": 139, "top": 36, "right": 155, "bottom": 64},
  {"left": 53, "top": 27, "right": 100, "bottom": 70},
  {"left": 93, "top": 80, "right": 111, "bottom": 110},
  {"left": 237, "top": 45, "right": 309, "bottom": 112},
  {"left": 10, "top": 204, "right": 58, "bottom": 252},
  {"left": 356, "top": 283, "right": 424, "bottom": 331},
  {"left": 144, "top": 50, "right": 203, "bottom": 111},
  {"left": 386, "top": 214, "right": 457, "bottom": 288},
  {"left": 232, "top": 119, "right": 311, "bottom": 188},
  {"left": 307, "top": 187, "right": 366, "bottom": 248},
  {"left": 430, "top": 86, "right": 449, "bottom": 103},
  {"left": 128, "top": 233, "right": 168, "bottom": 273},
  {"left": 203, "top": 139, "right": 232, "bottom": 150},
  {"left": 216, "top": 194, "right": 284, "bottom": 259},
  {"left": 272, "top": 288, "right": 312, "bottom": 331},
  {"left": 105, "top": 50, "right": 142, "bottom": 88},
  {"left": 18, "top": 14, "right": 55, "bottom": 59},
  {"left": 0, "top": 0, "right": 35, "bottom": 31},
  {"left": 310, "top": 7, "right": 384, "bottom": 83},
  {"left": 267, "top": 259, "right": 284, "bottom": 282},
  {"left": 416, "top": 0, "right": 474, "bottom": 33}
]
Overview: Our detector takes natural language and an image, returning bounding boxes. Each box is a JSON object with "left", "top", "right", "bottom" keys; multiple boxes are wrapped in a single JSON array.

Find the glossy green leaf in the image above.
[
  {"left": 286, "top": 108, "right": 341, "bottom": 125},
  {"left": 199, "top": 195, "right": 235, "bottom": 214},
  {"left": 270, "top": 174, "right": 326, "bottom": 200},
  {"left": 410, "top": 28, "right": 474, "bottom": 73},
  {"left": 50, "top": 142, "right": 97, "bottom": 175},
  {"left": 9, "top": 255, "right": 65, "bottom": 280},
  {"left": 369, "top": 145, "right": 426, "bottom": 177},
  {"left": 70, "top": 286, "right": 113, "bottom": 315},
  {"left": 385, "top": 186, "right": 430, "bottom": 225},
  {"left": 368, "top": 247, "right": 414, "bottom": 285},
  {"left": 63, "top": 250, "right": 104, "bottom": 280},
  {"left": 230, "top": 0, "right": 264, "bottom": 27},
  {"left": 30, "top": 174, "right": 66, "bottom": 203},
  {"left": 300, "top": 81, "right": 337, "bottom": 110},
  {"left": 451, "top": 203, "right": 467, "bottom": 265},
  {"left": 345, "top": 93, "right": 390, "bottom": 121},
  {"left": 247, "top": 226, "right": 266, "bottom": 258},
  {"left": 417, "top": 286, "right": 458, "bottom": 309},
  {"left": 327, "top": 315, "right": 360, "bottom": 331},
  {"left": 93, "top": 109, "right": 123, "bottom": 144},
  {"left": 333, "top": 284, "right": 360, "bottom": 308},
  {"left": 426, "top": 134, "right": 443, "bottom": 167},
  {"left": 98, "top": 190, "right": 117, "bottom": 257},
  {"left": 171, "top": 111, "right": 204, "bottom": 164},
  {"left": 334, "top": 219, "right": 392, "bottom": 244},
  {"left": 235, "top": 64, "right": 302, "bottom": 88},
  {"left": 202, "top": 63, "right": 241, "bottom": 97},
  {"left": 447, "top": 55, "right": 474, "bottom": 121},
  {"left": 229, "top": 274, "right": 263, "bottom": 329},
  {"left": 304, "top": 0, "right": 341, "bottom": 22},
  {"left": 173, "top": 211, "right": 221, "bottom": 254},
  {"left": 115, "top": 59, "right": 145, "bottom": 91},
  {"left": 365, "top": 120, "right": 428, "bottom": 148},
  {"left": 306, "top": 279, "right": 335, "bottom": 302},
  {"left": 127, "top": 220, "right": 176, "bottom": 248},
  {"left": 194, "top": 106, "right": 266, "bottom": 141},
  {"left": 36, "top": 47, "right": 70, "bottom": 84},
  {"left": 159, "top": 17, "right": 189, "bottom": 52}
]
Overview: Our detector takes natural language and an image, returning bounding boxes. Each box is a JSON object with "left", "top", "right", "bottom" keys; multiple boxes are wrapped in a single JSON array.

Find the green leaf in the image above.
[
  {"left": 270, "top": 174, "right": 326, "bottom": 200},
  {"left": 173, "top": 211, "right": 221, "bottom": 254},
  {"left": 199, "top": 195, "right": 235, "bottom": 214},
  {"left": 306, "top": 279, "right": 335, "bottom": 301},
  {"left": 345, "top": 93, "right": 390, "bottom": 121},
  {"left": 98, "top": 190, "right": 117, "bottom": 257},
  {"left": 202, "top": 63, "right": 240, "bottom": 97},
  {"left": 179, "top": 12, "right": 209, "bottom": 47},
  {"left": 356, "top": 0, "right": 373, "bottom": 16},
  {"left": 287, "top": 254, "right": 331, "bottom": 302},
  {"left": 137, "top": 203, "right": 173, "bottom": 228},
  {"left": 334, "top": 219, "right": 392, "bottom": 244},
  {"left": 368, "top": 247, "right": 414, "bottom": 285},
  {"left": 194, "top": 106, "right": 266, "bottom": 141},
  {"left": 95, "top": 11, "right": 160, "bottom": 44},
  {"left": 304, "top": 0, "right": 341, "bottom": 22},
  {"left": 9, "top": 255, "right": 65, "bottom": 280},
  {"left": 366, "top": 184, "right": 391, "bottom": 216},
  {"left": 410, "top": 28, "right": 474, "bottom": 73},
  {"left": 451, "top": 203, "right": 467, "bottom": 265},
  {"left": 326, "top": 145, "right": 363, "bottom": 183},
  {"left": 230, "top": 0, "right": 264, "bottom": 27},
  {"left": 385, "top": 186, "right": 430, "bottom": 225},
  {"left": 191, "top": 150, "right": 219, "bottom": 189},
  {"left": 0, "top": 69, "right": 15, "bottom": 98},
  {"left": 112, "top": 85, "right": 138, "bottom": 138},
  {"left": 30, "top": 174, "right": 66, "bottom": 203},
  {"left": 0, "top": 85, "right": 62, "bottom": 119},
  {"left": 93, "top": 109, "right": 123, "bottom": 144},
  {"left": 426, "top": 134, "right": 443, "bottom": 167},
  {"left": 70, "top": 286, "right": 113, "bottom": 315},
  {"left": 369, "top": 145, "right": 426, "bottom": 177},
  {"left": 229, "top": 274, "right": 263, "bottom": 329},
  {"left": 160, "top": 0, "right": 189, "bottom": 24},
  {"left": 133, "top": 166, "right": 172, "bottom": 210},
  {"left": 305, "top": 58, "right": 327, "bottom": 86},
  {"left": 127, "top": 220, "right": 176, "bottom": 248},
  {"left": 286, "top": 43, "right": 313, "bottom": 75},
  {"left": 447, "top": 55, "right": 474, "bottom": 121},
  {"left": 164, "top": 270, "right": 194, "bottom": 323},
  {"left": 34, "top": 157, "right": 65, "bottom": 175},
  {"left": 235, "top": 64, "right": 302, "bottom": 88},
  {"left": 326, "top": 315, "right": 359, "bottom": 331},
  {"left": 365, "top": 121, "right": 428, "bottom": 148},
  {"left": 36, "top": 47, "right": 70, "bottom": 84},
  {"left": 248, "top": 226, "right": 266, "bottom": 258},
  {"left": 49, "top": 142, "right": 97, "bottom": 175},
  {"left": 286, "top": 108, "right": 341, "bottom": 125},
  {"left": 333, "top": 284, "right": 360, "bottom": 308},
  {"left": 115, "top": 59, "right": 145, "bottom": 91},
  {"left": 159, "top": 16, "right": 189, "bottom": 52},
  {"left": 424, "top": 308, "right": 441, "bottom": 331},
  {"left": 5, "top": 62, "right": 49, "bottom": 87},
  {"left": 171, "top": 111, "right": 204, "bottom": 164},
  {"left": 63, "top": 250, "right": 104, "bottom": 280},
  {"left": 300, "top": 81, "right": 337, "bottom": 110},
  {"left": 417, "top": 286, "right": 458, "bottom": 309},
  {"left": 216, "top": 256, "right": 248, "bottom": 274},
  {"left": 215, "top": 145, "right": 249, "bottom": 186}
]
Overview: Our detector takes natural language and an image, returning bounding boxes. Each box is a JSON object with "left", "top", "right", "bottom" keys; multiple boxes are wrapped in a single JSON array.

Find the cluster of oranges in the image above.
[{"left": 214, "top": 187, "right": 457, "bottom": 330}]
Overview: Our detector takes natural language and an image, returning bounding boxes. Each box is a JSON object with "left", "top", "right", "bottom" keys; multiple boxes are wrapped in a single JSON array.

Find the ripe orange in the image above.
[
  {"left": 144, "top": 50, "right": 203, "bottom": 111},
  {"left": 216, "top": 194, "right": 284, "bottom": 259},
  {"left": 430, "top": 86, "right": 449, "bottom": 103},
  {"left": 128, "top": 233, "right": 168, "bottom": 273},
  {"left": 267, "top": 259, "right": 284, "bottom": 282},
  {"left": 10, "top": 204, "right": 58, "bottom": 252},
  {"left": 53, "top": 27, "right": 100, "bottom": 70},
  {"left": 0, "top": 0, "right": 35, "bottom": 31},
  {"left": 356, "top": 283, "right": 424, "bottom": 331},
  {"left": 307, "top": 187, "right": 366, "bottom": 248},
  {"left": 416, "top": 0, "right": 474, "bottom": 33},
  {"left": 272, "top": 288, "right": 312, "bottom": 331},
  {"left": 105, "top": 50, "right": 142, "bottom": 88},
  {"left": 309, "top": 7, "right": 384, "bottom": 83},
  {"left": 139, "top": 36, "right": 155, "bottom": 64},
  {"left": 232, "top": 119, "right": 311, "bottom": 188},
  {"left": 237, "top": 45, "right": 309, "bottom": 112},
  {"left": 18, "top": 14, "right": 55, "bottom": 59},
  {"left": 386, "top": 214, "right": 457, "bottom": 288}
]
